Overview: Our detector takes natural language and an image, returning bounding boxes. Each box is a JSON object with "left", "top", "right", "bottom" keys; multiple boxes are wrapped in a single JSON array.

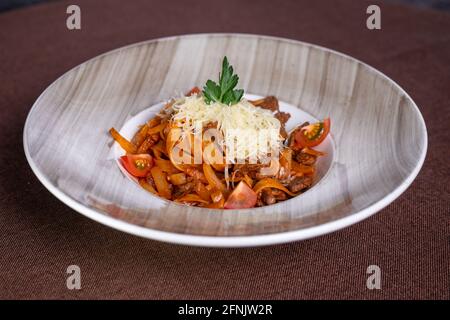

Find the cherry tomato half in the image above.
[
  {"left": 294, "top": 118, "right": 330, "bottom": 148},
  {"left": 224, "top": 181, "right": 257, "bottom": 209},
  {"left": 120, "top": 154, "right": 153, "bottom": 178}
]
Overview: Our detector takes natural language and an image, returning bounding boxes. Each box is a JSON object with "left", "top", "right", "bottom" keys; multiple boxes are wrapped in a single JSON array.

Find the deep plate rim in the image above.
[{"left": 23, "top": 33, "right": 428, "bottom": 247}]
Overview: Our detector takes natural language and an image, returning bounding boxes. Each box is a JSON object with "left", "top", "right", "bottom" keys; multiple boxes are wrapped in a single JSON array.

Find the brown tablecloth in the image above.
[{"left": 0, "top": 0, "right": 448, "bottom": 299}]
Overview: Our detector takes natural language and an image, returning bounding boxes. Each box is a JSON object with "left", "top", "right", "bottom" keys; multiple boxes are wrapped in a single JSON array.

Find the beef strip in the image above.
[
  {"left": 275, "top": 112, "right": 290, "bottom": 124},
  {"left": 294, "top": 151, "right": 317, "bottom": 166},
  {"left": 261, "top": 189, "right": 276, "bottom": 205},
  {"left": 274, "top": 112, "right": 290, "bottom": 140},
  {"left": 233, "top": 164, "right": 267, "bottom": 179},
  {"left": 250, "top": 96, "right": 279, "bottom": 112},
  {"left": 173, "top": 181, "right": 195, "bottom": 198},
  {"left": 256, "top": 193, "right": 265, "bottom": 207},
  {"left": 271, "top": 189, "right": 287, "bottom": 201},
  {"left": 256, "top": 188, "right": 289, "bottom": 206},
  {"left": 288, "top": 176, "right": 313, "bottom": 193}
]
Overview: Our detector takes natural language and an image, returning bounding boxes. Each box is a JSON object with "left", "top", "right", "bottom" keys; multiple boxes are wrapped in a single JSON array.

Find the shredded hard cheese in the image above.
[{"left": 170, "top": 95, "right": 283, "bottom": 163}]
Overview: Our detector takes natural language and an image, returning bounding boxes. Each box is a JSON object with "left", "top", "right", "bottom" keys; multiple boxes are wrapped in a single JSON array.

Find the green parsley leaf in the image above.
[
  {"left": 202, "top": 56, "right": 244, "bottom": 105},
  {"left": 203, "top": 80, "right": 221, "bottom": 104}
]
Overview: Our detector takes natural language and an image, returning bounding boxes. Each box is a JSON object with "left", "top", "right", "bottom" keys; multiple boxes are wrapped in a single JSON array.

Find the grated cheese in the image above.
[{"left": 170, "top": 95, "right": 283, "bottom": 163}]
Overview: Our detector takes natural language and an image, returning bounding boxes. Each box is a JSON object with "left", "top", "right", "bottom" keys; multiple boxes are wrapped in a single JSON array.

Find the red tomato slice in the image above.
[
  {"left": 120, "top": 154, "right": 153, "bottom": 178},
  {"left": 224, "top": 181, "right": 257, "bottom": 209},
  {"left": 185, "top": 86, "right": 201, "bottom": 96},
  {"left": 294, "top": 118, "right": 330, "bottom": 148}
]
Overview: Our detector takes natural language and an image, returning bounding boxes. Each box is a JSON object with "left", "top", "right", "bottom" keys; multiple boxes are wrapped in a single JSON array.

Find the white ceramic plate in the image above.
[{"left": 23, "top": 34, "right": 427, "bottom": 247}]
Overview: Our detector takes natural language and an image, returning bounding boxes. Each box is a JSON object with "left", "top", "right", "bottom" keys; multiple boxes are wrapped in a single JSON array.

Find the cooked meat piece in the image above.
[
  {"left": 288, "top": 176, "right": 313, "bottom": 193},
  {"left": 262, "top": 189, "right": 276, "bottom": 205},
  {"left": 276, "top": 112, "right": 291, "bottom": 140},
  {"left": 179, "top": 181, "right": 195, "bottom": 193},
  {"left": 234, "top": 164, "right": 266, "bottom": 179},
  {"left": 185, "top": 167, "right": 207, "bottom": 183},
  {"left": 173, "top": 181, "right": 195, "bottom": 198},
  {"left": 256, "top": 193, "right": 265, "bottom": 207},
  {"left": 250, "top": 96, "right": 279, "bottom": 112},
  {"left": 275, "top": 112, "right": 290, "bottom": 124},
  {"left": 235, "top": 163, "right": 276, "bottom": 179},
  {"left": 271, "top": 189, "right": 287, "bottom": 201},
  {"left": 295, "top": 151, "right": 317, "bottom": 166}
]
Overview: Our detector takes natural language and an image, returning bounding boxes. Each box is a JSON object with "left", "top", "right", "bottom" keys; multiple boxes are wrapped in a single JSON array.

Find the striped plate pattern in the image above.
[{"left": 23, "top": 34, "right": 427, "bottom": 246}]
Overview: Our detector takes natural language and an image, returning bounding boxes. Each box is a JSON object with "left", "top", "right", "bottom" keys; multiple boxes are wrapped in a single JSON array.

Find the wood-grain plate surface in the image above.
[{"left": 23, "top": 34, "right": 427, "bottom": 246}]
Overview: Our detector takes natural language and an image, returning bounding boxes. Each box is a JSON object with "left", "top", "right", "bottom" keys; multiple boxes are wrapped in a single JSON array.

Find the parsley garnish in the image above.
[{"left": 202, "top": 56, "right": 244, "bottom": 105}]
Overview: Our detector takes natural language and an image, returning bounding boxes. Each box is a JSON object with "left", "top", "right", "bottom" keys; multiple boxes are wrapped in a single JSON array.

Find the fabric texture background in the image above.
[{"left": 0, "top": 0, "right": 448, "bottom": 299}]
